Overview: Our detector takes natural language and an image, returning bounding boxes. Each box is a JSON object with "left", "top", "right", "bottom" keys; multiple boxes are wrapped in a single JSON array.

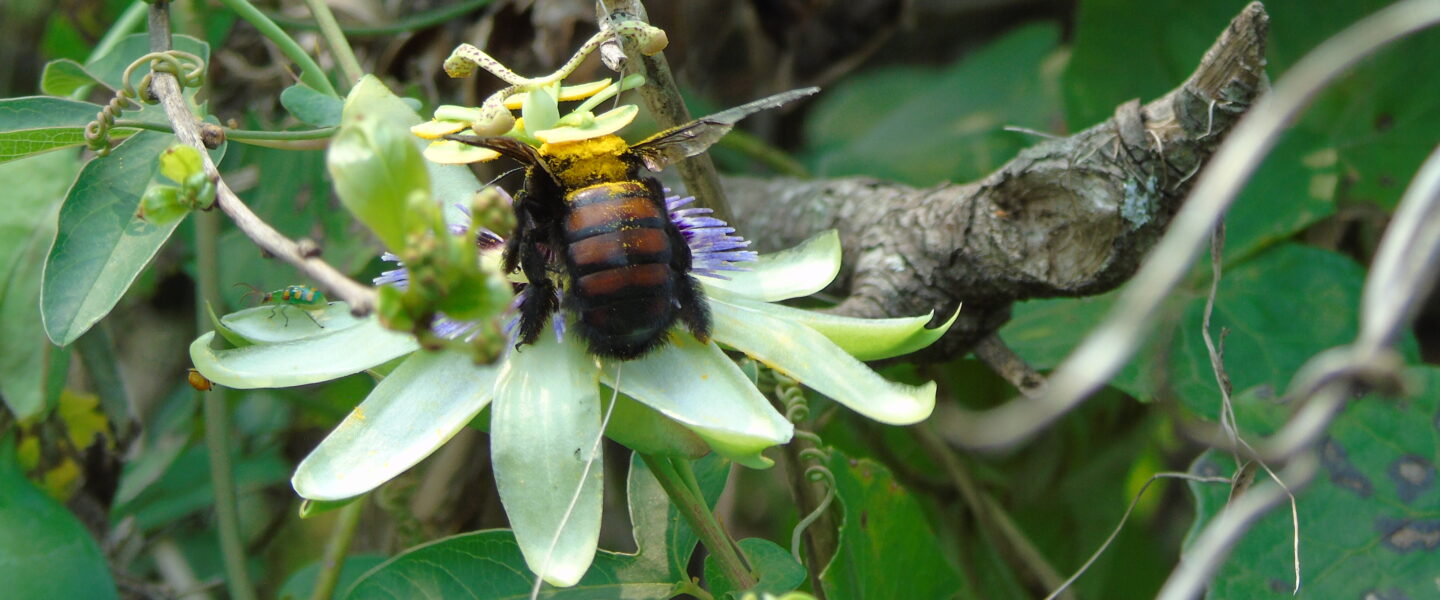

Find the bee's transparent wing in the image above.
[
  {"left": 443, "top": 134, "right": 554, "bottom": 180},
  {"left": 628, "top": 87, "right": 818, "bottom": 172}
]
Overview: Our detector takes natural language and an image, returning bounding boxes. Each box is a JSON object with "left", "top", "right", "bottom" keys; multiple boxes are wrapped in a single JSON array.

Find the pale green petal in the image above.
[
  {"left": 700, "top": 230, "right": 841, "bottom": 302},
  {"left": 221, "top": 303, "right": 360, "bottom": 344},
  {"left": 603, "top": 336, "right": 792, "bottom": 468},
  {"left": 189, "top": 317, "right": 418, "bottom": 389},
  {"left": 709, "top": 297, "right": 936, "bottom": 425},
  {"left": 706, "top": 288, "right": 958, "bottom": 361},
  {"left": 291, "top": 350, "right": 498, "bottom": 501},
  {"left": 491, "top": 333, "right": 604, "bottom": 587}
]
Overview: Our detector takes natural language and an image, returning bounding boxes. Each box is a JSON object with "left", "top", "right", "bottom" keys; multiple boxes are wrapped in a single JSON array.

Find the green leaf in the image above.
[
  {"left": 1064, "top": 0, "right": 1439, "bottom": 211},
  {"left": 277, "top": 554, "right": 387, "bottom": 600},
  {"left": 0, "top": 96, "right": 107, "bottom": 163},
  {"left": 110, "top": 443, "right": 289, "bottom": 531},
  {"left": 113, "top": 382, "right": 198, "bottom": 506},
  {"left": 189, "top": 317, "right": 419, "bottom": 389},
  {"left": 0, "top": 151, "right": 80, "bottom": 420},
  {"left": 41, "top": 131, "right": 224, "bottom": 346},
  {"left": 820, "top": 450, "right": 965, "bottom": 600},
  {"left": 1001, "top": 244, "right": 1407, "bottom": 419},
  {"left": 805, "top": 24, "right": 1063, "bottom": 186},
  {"left": 1186, "top": 367, "right": 1440, "bottom": 599},
  {"left": 84, "top": 33, "right": 211, "bottom": 92},
  {"left": 41, "top": 131, "right": 171, "bottom": 345},
  {"left": 345, "top": 454, "right": 729, "bottom": 598},
  {"left": 1163, "top": 244, "right": 1375, "bottom": 421},
  {"left": 627, "top": 453, "right": 730, "bottom": 579},
  {"left": 1219, "top": 131, "right": 1338, "bottom": 262},
  {"left": 704, "top": 538, "right": 806, "bottom": 599},
  {"left": 39, "top": 58, "right": 100, "bottom": 97},
  {"left": 347, "top": 530, "right": 670, "bottom": 599},
  {"left": 330, "top": 76, "right": 433, "bottom": 251},
  {"left": 282, "top": 83, "right": 344, "bottom": 127},
  {"left": 0, "top": 433, "right": 119, "bottom": 599}
]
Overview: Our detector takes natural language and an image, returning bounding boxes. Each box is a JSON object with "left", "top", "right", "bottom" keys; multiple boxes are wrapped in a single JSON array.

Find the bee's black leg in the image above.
[
  {"left": 513, "top": 228, "right": 558, "bottom": 348},
  {"left": 675, "top": 275, "right": 711, "bottom": 343},
  {"left": 663, "top": 208, "right": 712, "bottom": 342},
  {"left": 302, "top": 309, "right": 323, "bottom": 328}
]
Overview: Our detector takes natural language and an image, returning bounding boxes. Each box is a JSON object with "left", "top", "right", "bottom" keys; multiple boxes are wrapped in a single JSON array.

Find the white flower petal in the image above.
[
  {"left": 189, "top": 317, "right": 419, "bottom": 389},
  {"left": 706, "top": 287, "right": 957, "bottom": 361},
  {"left": 700, "top": 230, "right": 840, "bottom": 302},
  {"left": 709, "top": 296, "right": 936, "bottom": 425},
  {"left": 292, "top": 350, "right": 498, "bottom": 500},
  {"left": 222, "top": 303, "right": 360, "bottom": 344},
  {"left": 604, "top": 335, "right": 793, "bottom": 468},
  {"left": 491, "top": 333, "right": 604, "bottom": 587}
]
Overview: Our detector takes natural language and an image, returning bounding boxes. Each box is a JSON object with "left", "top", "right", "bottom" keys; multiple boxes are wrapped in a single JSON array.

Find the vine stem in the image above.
[
  {"left": 309, "top": 499, "right": 364, "bottom": 600},
  {"left": 299, "top": 0, "right": 364, "bottom": 87},
  {"left": 141, "top": 16, "right": 377, "bottom": 314},
  {"left": 639, "top": 453, "right": 756, "bottom": 590},
  {"left": 213, "top": 0, "right": 337, "bottom": 96},
  {"left": 597, "top": 0, "right": 736, "bottom": 225}
]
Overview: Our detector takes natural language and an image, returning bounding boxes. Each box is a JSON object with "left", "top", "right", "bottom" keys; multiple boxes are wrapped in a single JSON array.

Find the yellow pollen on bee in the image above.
[
  {"left": 352, "top": 407, "right": 366, "bottom": 421},
  {"left": 541, "top": 135, "right": 631, "bottom": 190}
]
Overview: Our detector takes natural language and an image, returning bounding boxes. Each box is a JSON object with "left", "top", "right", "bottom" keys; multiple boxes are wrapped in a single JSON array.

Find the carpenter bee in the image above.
[{"left": 446, "top": 87, "right": 817, "bottom": 359}]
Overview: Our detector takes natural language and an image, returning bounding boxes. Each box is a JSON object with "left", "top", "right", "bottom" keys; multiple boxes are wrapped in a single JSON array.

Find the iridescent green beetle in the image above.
[{"left": 236, "top": 283, "right": 329, "bottom": 328}]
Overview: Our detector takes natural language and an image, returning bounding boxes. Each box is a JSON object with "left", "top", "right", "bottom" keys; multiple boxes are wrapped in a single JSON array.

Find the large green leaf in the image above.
[
  {"left": 0, "top": 434, "right": 118, "bottom": 600},
  {"left": 0, "top": 151, "right": 80, "bottom": 420},
  {"left": 110, "top": 443, "right": 290, "bottom": 531},
  {"left": 346, "top": 454, "right": 729, "bottom": 599},
  {"left": 805, "top": 24, "right": 1064, "bottom": 186},
  {"left": 704, "top": 538, "right": 806, "bottom": 599},
  {"left": 0, "top": 97, "right": 114, "bottom": 163},
  {"left": 277, "top": 554, "right": 388, "bottom": 600},
  {"left": 41, "top": 131, "right": 216, "bottom": 345},
  {"left": 1160, "top": 244, "right": 1374, "bottom": 420},
  {"left": 1001, "top": 244, "right": 1409, "bottom": 424},
  {"left": 1186, "top": 367, "right": 1440, "bottom": 599},
  {"left": 1065, "top": 0, "right": 1440, "bottom": 212},
  {"left": 39, "top": 59, "right": 100, "bottom": 97},
  {"left": 84, "top": 34, "right": 211, "bottom": 93},
  {"left": 820, "top": 450, "right": 966, "bottom": 600}
]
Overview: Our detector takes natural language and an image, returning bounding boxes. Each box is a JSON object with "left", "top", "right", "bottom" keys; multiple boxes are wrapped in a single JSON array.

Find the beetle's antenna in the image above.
[
  {"left": 530, "top": 361, "right": 621, "bottom": 599},
  {"left": 233, "top": 282, "right": 266, "bottom": 304}
]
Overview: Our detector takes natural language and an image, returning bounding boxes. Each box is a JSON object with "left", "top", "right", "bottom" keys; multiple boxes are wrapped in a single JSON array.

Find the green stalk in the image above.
[
  {"left": 640, "top": 454, "right": 755, "bottom": 590},
  {"left": 299, "top": 0, "right": 364, "bottom": 87},
  {"left": 214, "top": 0, "right": 338, "bottom": 96},
  {"left": 95, "top": 2, "right": 150, "bottom": 59},
  {"left": 196, "top": 209, "right": 257, "bottom": 600},
  {"left": 310, "top": 499, "right": 364, "bottom": 600},
  {"left": 112, "top": 120, "right": 337, "bottom": 141},
  {"left": 260, "top": 0, "right": 492, "bottom": 36},
  {"left": 149, "top": 3, "right": 256, "bottom": 598}
]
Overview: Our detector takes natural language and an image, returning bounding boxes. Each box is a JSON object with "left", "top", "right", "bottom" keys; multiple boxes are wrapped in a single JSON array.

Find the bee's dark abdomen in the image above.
[{"left": 563, "top": 181, "right": 680, "bottom": 359}]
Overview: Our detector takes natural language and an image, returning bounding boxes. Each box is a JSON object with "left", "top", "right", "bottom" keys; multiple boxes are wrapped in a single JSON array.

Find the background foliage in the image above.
[{"left": 0, "top": 0, "right": 1436, "bottom": 598}]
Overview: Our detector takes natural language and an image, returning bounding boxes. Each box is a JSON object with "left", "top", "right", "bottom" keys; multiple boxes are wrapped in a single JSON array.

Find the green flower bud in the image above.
[{"left": 136, "top": 184, "right": 190, "bottom": 224}]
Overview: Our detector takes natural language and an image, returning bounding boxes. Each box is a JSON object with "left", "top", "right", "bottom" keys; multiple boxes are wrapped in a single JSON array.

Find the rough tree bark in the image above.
[{"left": 723, "top": 2, "right": 1271, "bottom": 361}]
